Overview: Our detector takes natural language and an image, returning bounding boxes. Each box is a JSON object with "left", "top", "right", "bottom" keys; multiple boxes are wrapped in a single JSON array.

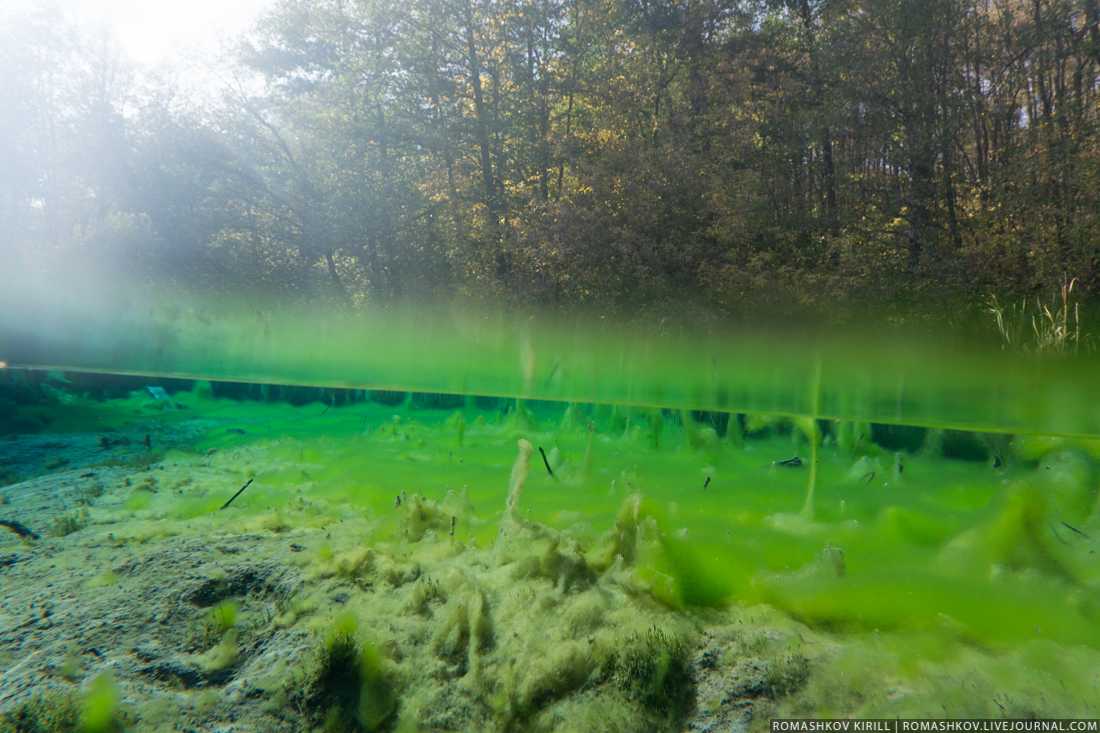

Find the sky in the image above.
[{"left": 7, "top": 0, "right": 277, "bottom": 67}]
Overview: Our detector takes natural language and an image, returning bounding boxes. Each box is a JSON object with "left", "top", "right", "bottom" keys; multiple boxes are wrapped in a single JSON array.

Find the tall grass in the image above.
[{"left": 986, "top": 277, "right": 1086, "bottom": 354}]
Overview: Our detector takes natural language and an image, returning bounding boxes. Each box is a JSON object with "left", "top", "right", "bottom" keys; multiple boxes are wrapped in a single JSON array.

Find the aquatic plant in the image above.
[
  {"left": 402, "top": 494, "right": 452, "bottom": 542},
  {"left": 447, "top": 410, "right": 466, "bottom": 447},
  {"left": 206, "top": 601, "right": 238, "bottom": 639},
  {"left": 51, "top": 510, "right": 88, "bottom": 537},
  {"left": 79, "top": 673, "right": 124, "bottom": 733},
  {"left": 0, "top": 690, "right": 81, "bottom": 732},
  {"left": 725, "top": 413, "right": 743, "bottom": 447},
  {"left": 680, "top": 410, "right": 719, "bottom": 456},
  {"left": 593, "top": 627, "right": 695, "bottom": 719},
  {"left": 289, "top": 613, "right": 397, "bottom": 733},
  {"left": 432, "top": 588, "right": 494, "bottom": 679},
  {"left": 504, "top": 400, "right": 538, "bottom": 434},
  {"left": 197, "top": 631, "right": 238, "bottom": 674}
]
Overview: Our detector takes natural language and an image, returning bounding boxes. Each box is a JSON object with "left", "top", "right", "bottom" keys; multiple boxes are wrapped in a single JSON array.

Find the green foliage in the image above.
[{"left": 3, "top": 0, "right": 1099, "bottom": 316}]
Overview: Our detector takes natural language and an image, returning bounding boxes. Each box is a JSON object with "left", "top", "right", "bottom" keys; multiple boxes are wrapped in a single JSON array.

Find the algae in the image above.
[{"left": 2, "top": 382, "right": 1100, "bottom": 730}]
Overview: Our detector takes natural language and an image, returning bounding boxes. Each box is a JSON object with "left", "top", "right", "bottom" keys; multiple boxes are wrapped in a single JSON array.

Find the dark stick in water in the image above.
[
  {"left": 538, "top": 446, "right": 555, "bottom": 478},
  {"left": 1062, "top": 521, "right": 1090, "bottom": 539},
  {"left": 703, "top": 476, "right": 711, "bottom": 489},
  {"left": 774, "top": 456, "right": 803, "bottom": 467},
  {"left": 0, "top": 519, "right": 39, "bottom": 540},
  {"left": 220, "top": 478, "right": 255, "bottom": 510}
]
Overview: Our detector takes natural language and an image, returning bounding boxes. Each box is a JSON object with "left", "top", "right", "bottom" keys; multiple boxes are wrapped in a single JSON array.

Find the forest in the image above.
[{"left": 1, "top": 0, "right": 1098, "bottom": 325}]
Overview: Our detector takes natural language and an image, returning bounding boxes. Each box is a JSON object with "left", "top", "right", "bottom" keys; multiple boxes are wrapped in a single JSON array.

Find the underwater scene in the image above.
[
  {"left": 2, "top": 358, "right": 1099, "bottom": 732},
  {"left": 4, "top": 0, "right": 1100, "bottom": 728}
]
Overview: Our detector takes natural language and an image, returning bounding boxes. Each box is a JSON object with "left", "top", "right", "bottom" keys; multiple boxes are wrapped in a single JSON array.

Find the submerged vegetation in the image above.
[
  {"left": 0, "top": 674, "right": 125, "bottom": 733},
  {"left": 2, "top": 0, "right": 1098, "bottom": 727},
  {"left": 2, "top": 372, "right": 1100, "bottom": 729},
  {"left": 289, "top": 614, "right": 397, "bottom": 732}
]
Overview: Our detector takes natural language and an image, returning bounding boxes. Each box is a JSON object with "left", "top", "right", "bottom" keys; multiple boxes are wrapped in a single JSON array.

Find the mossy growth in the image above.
[
  {"left": 0, "top": 676, "right": 129, "bottom": 733},
  {"left": 402, "top": 494, "right": 453, "bottom": 542},
  {"left": 197, "top": 630, "right": 238, "bottom": 673},
  {"left": 592, "top": 627, "right": 695, "bottom": 719},
  {"left": 204, "top": 601, "right": 238, "bottom": 643},
  {"left": 0, "top": 689, "right": 81, "bottom": 733},
  {"left": 79, "top": 673, "right": 125, "bottom": 733},
  {"left": 289, "top": 612, "right": 398, "bottom": 733},
  {"left": 51, "top": 509, "right": 89, "bottom": 537}
]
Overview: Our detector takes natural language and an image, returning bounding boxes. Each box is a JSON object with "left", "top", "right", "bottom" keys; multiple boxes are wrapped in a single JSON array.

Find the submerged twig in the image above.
[
  {"left": 1062, "top": 521, "right": 1090, "bottom": 540},
  {"left": 0, "top": 519, "right": 39, "bottom": 540},
  {"left": 538, "top": 446, "right": 555, "bottom": 478},
  {"left": 775, "top": 456, "right": 803, "bottom": 468},
  {"left": 220, "top": 478, "right": 255, "bottom": 510}
]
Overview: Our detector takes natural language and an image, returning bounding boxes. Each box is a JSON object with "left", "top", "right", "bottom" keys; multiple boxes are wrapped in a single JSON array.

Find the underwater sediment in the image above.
[{"left": 1, "top": 374, "right": 1100, "bottom": 732}]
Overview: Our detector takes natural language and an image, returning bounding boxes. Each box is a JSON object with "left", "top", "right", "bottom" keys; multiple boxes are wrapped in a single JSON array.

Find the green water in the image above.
[
  {"left": 121, "top": 390, "right": 1100, "bottom": 643},
  {"left": 2, "top": 274, "right": 1099, "bottom": 438},
  {"left": 5, "top": 379, "right": 1097, "bottom": 647}
]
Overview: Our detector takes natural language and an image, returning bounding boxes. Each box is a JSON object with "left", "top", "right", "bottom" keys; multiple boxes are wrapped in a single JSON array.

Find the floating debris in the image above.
[
  {"left": 774, "top": 456, "right": 803, "bottom": 468},
  {"left": 703, "top": 475, "right": 712, "bottom": 489}
]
